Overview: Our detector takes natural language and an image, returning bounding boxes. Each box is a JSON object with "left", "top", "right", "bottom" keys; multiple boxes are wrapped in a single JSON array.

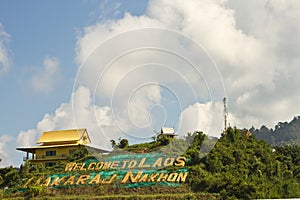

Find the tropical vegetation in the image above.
[{"left": 1, "top": 119, "right": 300, "bottom": 199}]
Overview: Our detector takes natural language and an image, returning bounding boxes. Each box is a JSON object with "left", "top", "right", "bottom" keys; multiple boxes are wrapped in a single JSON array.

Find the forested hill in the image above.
[
  {"left": 1, "top": 128, "right": 300, "bottom": 199},
  {"left": 188, "top": 127, "right": 300, "bottom": 199},
  {"left": 251, "top": 116, "right": 300, "bottom": 146}
]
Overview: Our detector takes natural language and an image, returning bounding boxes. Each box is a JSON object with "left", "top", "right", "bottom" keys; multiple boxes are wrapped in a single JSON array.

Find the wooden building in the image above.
[
  {"left": 17, "top": 129, "right": 107, "bottom": 167},
  {"left": 157, "top": 127, "right": 177, "bottom": 139}
]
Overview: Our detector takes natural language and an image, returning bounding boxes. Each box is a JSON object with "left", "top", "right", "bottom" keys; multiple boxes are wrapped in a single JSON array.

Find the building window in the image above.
[
  {"left": 45, "top": 162, "right": 56, "bottom": 167},
  {"left": 46, "top": 150, "right": 56, "bottom": 156}
]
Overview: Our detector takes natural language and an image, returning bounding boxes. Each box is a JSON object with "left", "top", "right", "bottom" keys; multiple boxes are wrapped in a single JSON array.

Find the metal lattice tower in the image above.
[{"left": 223, "top": 97, "right": 228, "bottom": 132}]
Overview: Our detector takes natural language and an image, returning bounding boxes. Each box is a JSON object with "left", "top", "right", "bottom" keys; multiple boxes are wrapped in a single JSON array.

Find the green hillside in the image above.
[
  {"left": 252, "top": 116, "right": 300, "bottom": 146},
  {"left": 1, "top": 127, "right": 300, "bottom": 199},
  {"left": 188, "top": 128, "right": 300, "bottom": 199}
]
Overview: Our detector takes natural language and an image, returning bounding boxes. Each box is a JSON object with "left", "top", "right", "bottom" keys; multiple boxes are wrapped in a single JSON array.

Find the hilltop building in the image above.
[
  {"left": 17, "top": 129, "right": 108, "bottom": 167},
  {"left": 157, "top": 127, "right": 177, "bottom": 139}
]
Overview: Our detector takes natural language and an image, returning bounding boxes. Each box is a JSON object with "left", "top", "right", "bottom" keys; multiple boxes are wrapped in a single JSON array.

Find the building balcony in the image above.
[{"left": 26, "top": 154, "right": 68, "bottom": 162}]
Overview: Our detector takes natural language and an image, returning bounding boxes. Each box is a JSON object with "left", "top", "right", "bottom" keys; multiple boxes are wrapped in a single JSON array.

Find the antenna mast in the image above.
[{"left": 223, "top": 97, "right": 228, "bottom": 132}]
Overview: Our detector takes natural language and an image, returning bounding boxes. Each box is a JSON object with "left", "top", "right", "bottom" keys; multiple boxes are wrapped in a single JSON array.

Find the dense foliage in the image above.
[
  {"left": 188, "top": 127, "right": 300, "bottom": 199},
  {"left": 252, "top": 116, "right": 300, "bottom": 146},
  {"left": 1, "top": 126, "right": 300, "bottom": 199}
]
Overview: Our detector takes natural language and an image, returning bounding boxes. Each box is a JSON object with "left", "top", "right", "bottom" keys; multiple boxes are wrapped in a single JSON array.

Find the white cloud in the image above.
[
  {"left": 16, "top": 0, "right": 300, "bottom": 166},
  {"left": 0, "top": 23, "right": 11, "bottom": 75},
  {"left": 17, "top": 114, "right": 55, "bottom": 147},
  {"left": 0, "top": 134, "right": 13, "bottom": 167},
  {"left": 74, "top": 0, "right": 272, "bottom": 131},
  {"left": 17, "top": 86, "right": 118, "bottom": 150},
  {"left": 222, "top": 0, "right": 300, "bottom": 127},
  {"left": 128, "top": 84, "right": 161, "bottom": 128},
  {"left": 29, "top": 57, "right": 61, "bottom": 93},
  {"left": 178, "top": 102, "right": 220, "bottom": 137},
  {"left": 178, "top": 102, "right": 238, "bottom": 138}
]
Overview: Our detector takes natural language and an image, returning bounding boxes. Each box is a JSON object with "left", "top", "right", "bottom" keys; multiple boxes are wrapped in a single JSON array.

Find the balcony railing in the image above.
[{"left": 30, "top": 154, "right": 67, "bottom": 161}]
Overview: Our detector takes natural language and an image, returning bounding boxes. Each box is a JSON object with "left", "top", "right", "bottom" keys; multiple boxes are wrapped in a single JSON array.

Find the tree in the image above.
[
  {"left": 185, "top": 131, "right": 206, "bottom": 165},
  {"left": 68, "top": 145, "right": 90, "bottom": 162},
  {"left": 187, "top": 127, "right": 300, "bottom": 198},
  {"left": 118, "top": 139, "right": 129, "bottom": 149},
  {"left": 110, "top": 140, "right": 116, "bottom": 149},
  {"left": 157, "top": 135, "right": 171, "bottom": 146}
]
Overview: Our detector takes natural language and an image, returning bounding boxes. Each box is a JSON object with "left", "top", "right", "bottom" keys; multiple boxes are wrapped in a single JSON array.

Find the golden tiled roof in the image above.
[{"left": 37, "top": 129, "right": 91, "bottom": 144}]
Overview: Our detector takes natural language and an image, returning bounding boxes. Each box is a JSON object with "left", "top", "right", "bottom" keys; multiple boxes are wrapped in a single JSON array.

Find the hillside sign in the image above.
[{"left": 22, "top": 153, "right": 188, "bottom": 188}]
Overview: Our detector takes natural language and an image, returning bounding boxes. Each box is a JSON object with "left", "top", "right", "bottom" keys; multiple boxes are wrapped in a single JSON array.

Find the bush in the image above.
[{"left": 27, "top": 185, "right": 48, "bottom": 198}]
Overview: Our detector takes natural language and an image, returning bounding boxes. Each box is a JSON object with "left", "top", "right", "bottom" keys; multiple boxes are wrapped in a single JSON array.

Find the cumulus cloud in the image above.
[
  {"left": 74, "top": 0, "right": 273, "bottom": 132},
  {"left": 128, "top": 84, "right": 162, "bottom": 128},
  {"left": 0, "top": 134, "right": 13, "bottom": 167},
  {"left": 17, "top": 86, "right": 117, "bottom": 150},
  {"left": 179, "top": 102, "right": 222, "bottom": 137},
  {"left": 223, "top": 0, "right": 300, "bottom": 127},
  {"left": 17, "top": 114, "right": 55, "bottom": 147},
  {"left": 29, "top": 57, "right": 61, "bottom": 93},
  {"left": 178, "top": 102, "right": 238, "bottom": 138},
  {"left": 17, "top": 0, "right": 300, "bottom": 163},
  {"left": 0, "top": 23, "right": 11, "bottom": 75}
]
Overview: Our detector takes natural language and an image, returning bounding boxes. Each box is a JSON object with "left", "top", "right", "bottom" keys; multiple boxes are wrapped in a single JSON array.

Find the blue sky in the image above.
[
  {"left": 0, "top": 0, "right": 148, "bottom": 134},
  {"left": 0, "top": 0, "right": 148, "bottom": 166},
  {"left": 1, "top": 0, "right": 300, "bottom": 167}
]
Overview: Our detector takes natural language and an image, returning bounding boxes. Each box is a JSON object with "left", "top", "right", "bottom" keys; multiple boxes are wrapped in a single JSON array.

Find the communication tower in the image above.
[{"left": 223, "top": 97, "right": 228, "bottom": 132}]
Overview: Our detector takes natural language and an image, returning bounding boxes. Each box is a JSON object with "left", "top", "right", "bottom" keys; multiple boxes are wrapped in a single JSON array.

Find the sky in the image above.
[{"left": 0, "top": 0, "right": 299, "bottom": 167}]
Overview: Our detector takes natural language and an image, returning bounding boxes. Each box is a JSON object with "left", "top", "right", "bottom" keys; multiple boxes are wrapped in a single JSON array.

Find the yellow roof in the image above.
[
  {"left": 37, "top": 129, "right": 91, "bottom": 144},
  {"left": 17, "top": 143, "right": 80, "bottom": 152},
  {"left": 17, "top": 144, "right": 110, "bottom": 154}
]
